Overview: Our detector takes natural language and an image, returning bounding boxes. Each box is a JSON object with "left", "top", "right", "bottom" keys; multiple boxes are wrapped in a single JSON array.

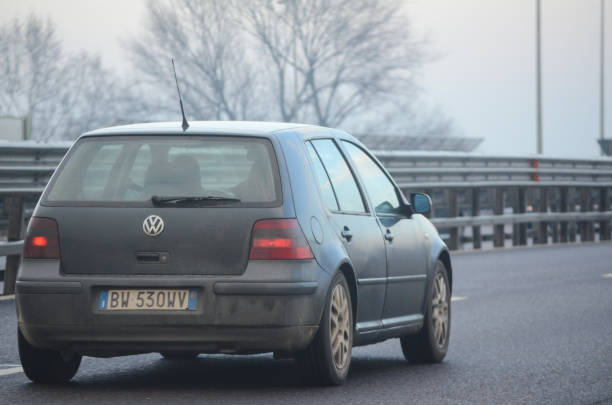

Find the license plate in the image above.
[{"left": 98, "top": 289, "right": 197, "bottom": 311}]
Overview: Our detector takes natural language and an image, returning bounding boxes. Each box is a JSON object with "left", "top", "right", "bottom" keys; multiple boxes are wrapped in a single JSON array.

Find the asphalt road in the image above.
[{"left": 1, "top": 242, "right": 611, "bottom": 404}]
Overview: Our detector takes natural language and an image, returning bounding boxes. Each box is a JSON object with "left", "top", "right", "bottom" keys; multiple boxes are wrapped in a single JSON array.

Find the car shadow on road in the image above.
[{"left": 17, "top": 354, "right": 450, "bottom": 393}]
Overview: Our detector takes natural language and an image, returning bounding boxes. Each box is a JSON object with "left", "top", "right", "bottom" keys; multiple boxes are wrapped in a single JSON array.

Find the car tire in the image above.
[
  {"left": 400, "top": 259, "right": 451, "bottom": 363},
  {"left": 160, "top": 352, "right": 199, "bottom": 360},
  {"left": 18, "top": 328, "right": 81, "bottom": 384},
  {"left": 296, "top": 271, "right": 352, "bottom": 386}
]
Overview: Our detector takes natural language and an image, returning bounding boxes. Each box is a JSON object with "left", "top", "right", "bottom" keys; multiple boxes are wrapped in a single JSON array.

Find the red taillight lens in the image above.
[
  {"left": 32, "top": 236, "right": 48, "bottom": 247},
  {"left": 249, "top": 219, "right": 314, "bottom": 260},
  {"left": 23, "top": 217, "right": 60, "bottom": 259}
]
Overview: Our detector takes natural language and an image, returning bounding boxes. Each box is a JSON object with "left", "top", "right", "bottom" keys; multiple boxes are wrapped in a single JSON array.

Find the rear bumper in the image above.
[
  {"left": 19, "top": 324, "right": 318, "bottom": 356},
  {"left": 16, "top": 260, "right": 329, "bottom": 356}
]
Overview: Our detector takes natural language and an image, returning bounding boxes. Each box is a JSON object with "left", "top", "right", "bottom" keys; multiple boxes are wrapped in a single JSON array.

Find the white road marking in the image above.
[
  {"left": 0, "top": 367, "right": 23, "bottom": 377},
  {"left": 602, "top": 273, "right": 612, "bottom": 278},
  {"left": 0, "top": 295, "right": 14, "bottom": 301},
  {"left": 451, "top": 296, "right": 467, "bottom": 302}
]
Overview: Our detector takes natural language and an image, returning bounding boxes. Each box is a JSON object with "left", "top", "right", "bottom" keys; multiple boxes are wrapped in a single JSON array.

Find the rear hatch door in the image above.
[{"left": 40, "top": 135, "right": 286, "bottom": 276}]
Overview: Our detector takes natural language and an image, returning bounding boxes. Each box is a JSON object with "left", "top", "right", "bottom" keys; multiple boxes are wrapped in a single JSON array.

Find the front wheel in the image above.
[
  {"left": 296, "top": 272, "right": 353, "bottom": 386},
  {"left": 18, "top": 329, "right": 81, "bottom": 384},
  {"left": 400, "top": 260, "right": 451, "bottom": 363}
]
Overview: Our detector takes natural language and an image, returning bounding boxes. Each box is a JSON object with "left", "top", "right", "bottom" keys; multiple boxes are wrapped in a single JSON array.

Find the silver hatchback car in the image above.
[{"left": 16, "top": 121, "right": 452, "bottom": 386}]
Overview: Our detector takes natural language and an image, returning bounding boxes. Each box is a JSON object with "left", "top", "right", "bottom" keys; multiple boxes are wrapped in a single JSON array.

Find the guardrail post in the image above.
[
  {"left": 537, "top": 187, "right": 548, "bottom": 244},
  {"left": 517, "top": 187, "right": 527, "bottom": 245},
  {"left": 3, "top": 196, "right": 25, "bottom": 295},
  {"left": 569, "top": 188, "right": 577, "bottom": 242},
  {"left": 560, "top": 187, "right": 569, "bottom": 242},
  {"left": 580, "top": 188, "right": 592, "bottom": 242},
  {"left": 511, "top": 188, "right": 520, "bottom": 246},
  {"left": 472, "top": 188, "right": 481, "bottom": 249},
  {"left": 448, "top": 189, "right": 458, "bottom": 250},
  {"left": 551, "top": 193, "right": 559, "bottom": 244},
  {"left": 493, "top": 188, "right": 504, "bottom": 247},
  {"left": 600, "top": 187, "right": 610, "bottom": 241}
]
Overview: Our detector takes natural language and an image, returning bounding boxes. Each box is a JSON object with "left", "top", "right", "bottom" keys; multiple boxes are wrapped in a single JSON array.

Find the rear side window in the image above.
[
  {"left": 45, "top": 136, "right": 281, "bottom": 206},
  {"left": 310, "top": 139, "right": 365, "bottom": 213},
  {"left": 306, "top": 142, "right": 339, "bottom": 211}
]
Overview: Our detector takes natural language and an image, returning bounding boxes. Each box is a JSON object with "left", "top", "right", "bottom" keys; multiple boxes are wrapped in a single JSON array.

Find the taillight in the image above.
[
  {"left": 249, "top": 219, "right": 314, "bottom": 260},
  {"left": 23, "top": 217, "right": 60, "bottom": 259}
]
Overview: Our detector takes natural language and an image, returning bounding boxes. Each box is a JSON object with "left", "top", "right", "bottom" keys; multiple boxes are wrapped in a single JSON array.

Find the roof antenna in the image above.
[{"left": 171, "top": 58, "right": 189, "bottom": 131}]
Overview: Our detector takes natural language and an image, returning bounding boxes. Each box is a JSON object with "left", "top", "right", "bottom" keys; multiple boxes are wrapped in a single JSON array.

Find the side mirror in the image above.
[{"left": 410, "top": 192, "right": 432, "bottom": 216}]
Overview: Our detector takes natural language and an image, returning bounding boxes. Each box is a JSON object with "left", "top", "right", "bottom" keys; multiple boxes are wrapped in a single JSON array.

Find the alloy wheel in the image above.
[
  {"left": 431, "top": 272, "right": 449, "bottom": 348},
  {"left": 330, "top": 283, "right": 350, "bottom": 370}
]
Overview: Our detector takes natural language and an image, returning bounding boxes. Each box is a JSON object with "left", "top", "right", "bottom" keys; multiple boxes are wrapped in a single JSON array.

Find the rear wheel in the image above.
[
  {"left": 400, "top": 260, "right": 451, "bottom": 363},
  {"left": 296, "top": 272, "right": 352, "bottom": 386},
  {"left": 18, "top": 329, "right": 81, "bottom": 384}
]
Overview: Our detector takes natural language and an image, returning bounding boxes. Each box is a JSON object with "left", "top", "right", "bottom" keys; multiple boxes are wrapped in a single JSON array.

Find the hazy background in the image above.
[{"left": 1, "top": 0, "right": 610, "bottom": 157}]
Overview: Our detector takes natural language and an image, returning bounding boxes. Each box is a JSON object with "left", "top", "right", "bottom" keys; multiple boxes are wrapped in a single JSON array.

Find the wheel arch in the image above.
[
  {"left": 419, "top": 240, "right": 453, "bottom": 315},
  {"left": 437, "top": 249, "right": 453, "bottom": 292},
  {"left": 337, "top": 260, "right": 358, "bottom": 328}
]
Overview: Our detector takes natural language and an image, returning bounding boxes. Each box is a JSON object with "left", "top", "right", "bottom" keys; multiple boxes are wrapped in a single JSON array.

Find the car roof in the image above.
[{"left": 83, "top": 121, "right": 341, "bottom": 138}]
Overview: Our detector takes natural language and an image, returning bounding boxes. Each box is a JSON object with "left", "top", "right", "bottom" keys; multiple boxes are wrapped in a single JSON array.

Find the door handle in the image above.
[
  {"left": 384, "top": 229, "right": 394, "bottom": 241},
  {"left": 341, "top": 226, "right": 353, "bottom": 241}
]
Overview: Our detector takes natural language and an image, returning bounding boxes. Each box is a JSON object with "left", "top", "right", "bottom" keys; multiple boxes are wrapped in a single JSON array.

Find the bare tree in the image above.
[
  {"left": 0, "top": 4, "right": 453, "bottom": 140},
  {"left": 0, "top": 15, "right": 124, "bottom": 141},
  {"left": 243, "top": 0, "right": 425, "bottom": 127},
  {"left": 129, "top": 0, "right": 446, "bottom": 133},
  {"left": 127, "top": 0, "right": 268, "bottom": 121}
]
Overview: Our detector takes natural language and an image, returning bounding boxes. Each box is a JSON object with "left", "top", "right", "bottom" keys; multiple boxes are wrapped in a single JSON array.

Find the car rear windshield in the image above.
[{"left": 44, "top": 136, "right": 281, "bottom": 206}]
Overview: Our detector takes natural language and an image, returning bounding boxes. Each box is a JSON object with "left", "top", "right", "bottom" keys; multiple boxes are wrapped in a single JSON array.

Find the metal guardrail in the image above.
[
  {"left": 0, "top": 144, "right": 611, "bottom": 294},
  {"left": 375, "top": 150, "right": 612, "bottom": 250},
  {"left": 0, "top": 240, "right": 24, "bottom": 256},
  {"left": 0, "top": 142, "right": 68, "bottom": 195},
  {"left": 376, "top": 151, "right": 612, "bottom": 189},
  {"left": 0, "top": 143, "right": 69, "bottom": 293},
  {"left": 430, "top": 211, "right": 612, "bottom": 227}
]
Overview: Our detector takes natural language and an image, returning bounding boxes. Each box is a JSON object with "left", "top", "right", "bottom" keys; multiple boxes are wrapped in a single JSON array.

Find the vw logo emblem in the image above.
[{"left": 143, "top": 215, "right": 164, "bottom": 237}]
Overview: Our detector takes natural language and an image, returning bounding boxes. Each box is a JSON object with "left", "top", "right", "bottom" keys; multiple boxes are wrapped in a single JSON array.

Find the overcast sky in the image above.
[{"left": 1, "top": 0, "right": 610, "bottom": 157}]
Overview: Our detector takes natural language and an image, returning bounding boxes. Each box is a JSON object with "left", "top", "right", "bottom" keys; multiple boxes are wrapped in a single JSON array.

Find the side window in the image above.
[
  {"left": 306, "top": 142, "right": 339, "bottom": 211},
  {"left": 311, "top": 139, "right": 366, "bottom": 213},
  {"left": 342, "top": 141, "right": 401, "bottom": 215}
]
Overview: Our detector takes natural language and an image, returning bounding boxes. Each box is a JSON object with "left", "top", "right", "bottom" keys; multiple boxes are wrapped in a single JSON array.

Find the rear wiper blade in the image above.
[{"left": 151, "top": 195, "right": 241, "bottom": 205}]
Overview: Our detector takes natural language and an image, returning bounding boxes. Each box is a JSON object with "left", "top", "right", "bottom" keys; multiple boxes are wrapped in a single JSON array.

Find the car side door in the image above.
[
  {"left": 341, "top": 141, "right": 429, "bottom": 321},
  {"left": 306, "top": 139, "right": 388, "bottom": 330}
]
